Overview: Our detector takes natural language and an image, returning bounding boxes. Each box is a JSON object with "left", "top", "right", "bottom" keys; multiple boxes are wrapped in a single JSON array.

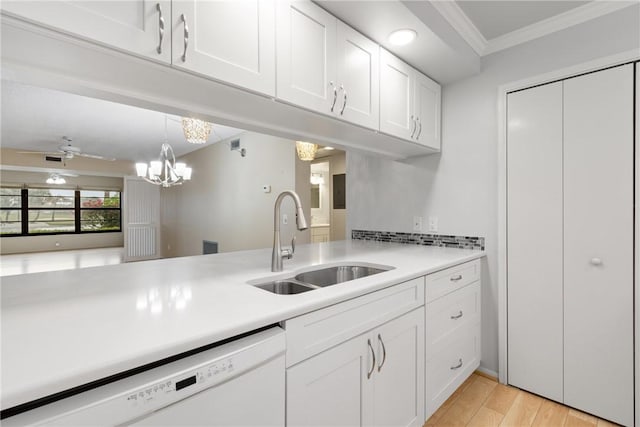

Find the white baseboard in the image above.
[{"left": 475, "top": 366, "right": 499, "bottom": 380}]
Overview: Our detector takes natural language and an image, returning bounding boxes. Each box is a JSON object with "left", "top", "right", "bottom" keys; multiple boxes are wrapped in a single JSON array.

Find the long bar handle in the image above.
[
  {"left": 156, "top": 3, "right": 165, "bottom": 54},
  {"left": 416, "top": 117, "right": 422, "bottom": 139},
  {"left": 450, "top": 274, "right": 463, "bottom": 282},
  {"left": 340, "top": 85, "right": 347, "bottom": 115},
  {"left": 181, "top": 14, "right": 189, "bottom": 62},
  {"left": 451, "top": 310, "right": 463, "bottom": 320},
  {"left": 367, "top": 339, "right": 376, "bottom": 379},
  {"left": 410, "top": 115, "right": 417, "bottom": 138},
  {"left": 450, "top": 358, "right": 463, "bottom": 370},
  {"left": 377, "top": 334, "right": 387, "bottom": 372},
  {"left": 329, "top": 82, "right": 338, "bottom": 112}
]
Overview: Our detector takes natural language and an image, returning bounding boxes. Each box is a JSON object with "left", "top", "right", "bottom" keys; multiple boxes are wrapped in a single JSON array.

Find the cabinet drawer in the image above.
[
  {"left": 284, "top": 277, "right": 424, "bottom": 366},
  {"left": 426, "top": 323, "right": 480, "bottom": 419},
  {"left": 426, "top": 260, "right": 480, "bottom": 303},
  {"left": 426, "top": 282, "right": 480, "bottom": 360}
]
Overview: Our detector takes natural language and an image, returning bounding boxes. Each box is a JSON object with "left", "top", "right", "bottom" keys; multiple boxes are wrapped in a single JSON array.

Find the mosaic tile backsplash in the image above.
[{"left": 351, "top": 230, "right": 485, "bottom": 251}]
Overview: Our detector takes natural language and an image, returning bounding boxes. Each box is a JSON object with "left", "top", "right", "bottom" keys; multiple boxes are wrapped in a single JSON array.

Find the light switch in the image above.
[
  {"left": 413, "top": 216, "right": 423, "bottom": 232},
  {"left": 428, "top": 216, "right": 438, "bottom": 232}
]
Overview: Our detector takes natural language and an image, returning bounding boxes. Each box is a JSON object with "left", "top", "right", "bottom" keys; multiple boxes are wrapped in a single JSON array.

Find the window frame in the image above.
[{"left": 0, "top": 188, "right": 122, "bottom": 237}]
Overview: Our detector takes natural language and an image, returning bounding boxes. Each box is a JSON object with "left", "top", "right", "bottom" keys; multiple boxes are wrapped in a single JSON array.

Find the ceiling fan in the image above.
[{"left": 18, "top": 136, "right": 116, "bottom": 162}]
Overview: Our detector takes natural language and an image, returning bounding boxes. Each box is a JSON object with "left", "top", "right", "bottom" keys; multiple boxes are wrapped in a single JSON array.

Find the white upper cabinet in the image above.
[
  {"left": 380, "top": 48, "right": 441, "bottom": 149},
  {"left": 380, "top": 48, "right": 414, "bottom": 140},
  {"left": 335, "top": 21, "right": 379, "bottom": 129},
  {"left": 1, "top": 0, "right": 171, "bottom": 63},
  {"left": 413, "top": 72, "right": 441, "bottom": 150},
  {"left": 171, "top": 0, "right": 276, "bottom": 96},
  {"left": 277, "top": 1, "right": 380, "bottom": 130},
  {"left": 276, "top": 0, "right": 337, "bottom": 113}
]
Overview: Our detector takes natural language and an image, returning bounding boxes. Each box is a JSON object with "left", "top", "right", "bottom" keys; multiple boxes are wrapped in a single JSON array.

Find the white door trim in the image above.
[{"left": 496, "top": 49, "right": 639, "bottom": 389}]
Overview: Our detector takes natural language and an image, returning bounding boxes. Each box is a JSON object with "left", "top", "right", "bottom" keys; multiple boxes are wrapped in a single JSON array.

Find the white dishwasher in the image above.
[{"left": 4, "top": 327, "right": 285, "bottom": 426}]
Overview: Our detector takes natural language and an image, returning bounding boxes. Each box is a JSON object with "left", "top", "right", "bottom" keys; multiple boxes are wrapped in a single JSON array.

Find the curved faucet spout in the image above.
[{"left": 272, "top": 190, "right": 308, "bottom": 272}]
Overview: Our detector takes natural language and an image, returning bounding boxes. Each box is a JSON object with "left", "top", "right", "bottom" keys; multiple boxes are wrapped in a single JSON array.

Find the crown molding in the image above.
[
  {"left": 483, "top": 0, "right": 638, "bottom": 55},
  {"left": 431, "top": 1, "right": 487, "bottom": 56}
]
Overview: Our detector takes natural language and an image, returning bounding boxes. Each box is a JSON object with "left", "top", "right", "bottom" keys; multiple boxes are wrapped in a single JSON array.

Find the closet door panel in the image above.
[
  {"left": 506, "top": 82, "right": 563, "bottom": 402},
  {"left": 563, "top": 64, "right": 634, "bottom": 426}
]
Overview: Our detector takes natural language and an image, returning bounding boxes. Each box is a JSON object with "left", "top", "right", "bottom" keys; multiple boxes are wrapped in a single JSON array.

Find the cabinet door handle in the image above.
[
  {"left": 377, "top": 334, "right": 387, "bottom": 372},
  {"left": 180, "top": 14, "right": 189, "bottom": 62},
  {"left": 156, "top": 3, "right": 165, "bottom": 54},
  {"left": 451, "top": 310, "right": 463, "bottom": 320},
  {"left": 410, "top": 115, "right": 417, "bottom": 138},
  {"left": 367, "top": 339, "right": 376, "bottom": 379},
  {"left": 416, "top": 117, "right": 422, "bottom": 139},
  {"left": 339, "top": 85, "right": 348, "bottom": 116},
  {"left": 450, "top": 274, "right": 463, "bottom": 282},
  {"left": 329, "top": 81, "right": 338, "bottom": 112},
  {"left": 450, "top": 358, "right": 463, "bottom": 370}
]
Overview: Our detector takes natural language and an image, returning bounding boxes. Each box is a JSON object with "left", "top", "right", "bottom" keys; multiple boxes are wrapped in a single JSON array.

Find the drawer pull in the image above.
[
  {"left": 377, "top": 334, "right": 387, "bottom": 372},
  {"left": 450, "top": 310, "right": 464, "bottom": 320},
  {"left": 450, "top": 358, "right": 463, "bottom": 370},
  {"left": 156, "top": 3, "right": 165, "bottom": 55},
  {"left": 450, "top": 274, "right": 463, "bottom": 282},
  {"left": 180, "top": 14, "right": 189, "bottom": 62},
  {"left": 367, "top": 339, "right": 376, "bottom": 379}
]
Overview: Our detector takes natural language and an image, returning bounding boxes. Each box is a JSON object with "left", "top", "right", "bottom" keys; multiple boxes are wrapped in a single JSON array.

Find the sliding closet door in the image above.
[
  {"left": 563, "top": 64, "right": 634, "bottom": 426},
  {"left": 506, "top": 82, "right": 563, "bottom": 402}
]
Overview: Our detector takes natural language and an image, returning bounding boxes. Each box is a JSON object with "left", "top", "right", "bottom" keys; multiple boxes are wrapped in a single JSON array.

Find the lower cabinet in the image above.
[
  {"left": 287, "top": 308, "right": 425, "bottom": 427},
  {"left": 425, "top": 260, "right": 482, "bottom": 420}
]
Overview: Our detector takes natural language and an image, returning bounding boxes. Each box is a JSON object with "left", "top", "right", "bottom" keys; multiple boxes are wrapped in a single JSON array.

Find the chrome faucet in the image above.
[{"left": 272, "top": 190, "right": 308, "bottom": 272}]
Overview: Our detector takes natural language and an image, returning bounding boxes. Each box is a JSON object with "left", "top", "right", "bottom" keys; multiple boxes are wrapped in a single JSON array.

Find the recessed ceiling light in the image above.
[{"left": 388, "top": 29, "right": 417, "bottom": 46}]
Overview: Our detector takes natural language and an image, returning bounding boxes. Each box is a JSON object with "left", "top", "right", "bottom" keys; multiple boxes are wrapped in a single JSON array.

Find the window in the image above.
[
  {"left": 0, "top": 188, "right": 23, "bottom": 235},
  {"left": 0, "top": 187, "right": 121, "bottom": 237}
]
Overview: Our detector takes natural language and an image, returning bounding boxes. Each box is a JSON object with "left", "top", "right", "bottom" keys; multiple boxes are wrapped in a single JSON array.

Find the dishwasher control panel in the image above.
[{"left": 125, "top": 357, "right": 235, "bottom": 407}]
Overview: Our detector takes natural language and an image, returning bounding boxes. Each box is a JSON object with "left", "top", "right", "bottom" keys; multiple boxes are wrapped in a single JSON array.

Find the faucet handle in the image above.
[{"left": 291, "top": 235, "right": 296, "bottom": 255}]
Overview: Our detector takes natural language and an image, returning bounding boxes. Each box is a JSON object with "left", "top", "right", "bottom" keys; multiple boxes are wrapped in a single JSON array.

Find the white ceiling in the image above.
[
  {"left": 456, "top": 1, "right": 591, "bottom": 40},
  {"left": 1, "top": 80, "right": 245, "bottom": 163}
]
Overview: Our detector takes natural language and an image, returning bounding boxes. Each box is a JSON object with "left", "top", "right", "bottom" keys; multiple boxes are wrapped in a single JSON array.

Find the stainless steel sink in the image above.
[
  {"left": 295, "top": 265, "right": 392, "bottom": 287},
  {"left": 252, "top": 263, "right": 394, "bottom": 294},
  {"left": 254, "top": 280, "right": 317, "bottom": 295}
]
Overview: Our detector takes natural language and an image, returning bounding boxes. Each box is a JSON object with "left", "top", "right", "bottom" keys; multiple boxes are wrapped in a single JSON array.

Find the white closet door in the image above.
[
  {"left": 563, "top": 64, "right": 634, "bottom": 426},
  {"left": 506, "top": 82, "right": 564, "bottom": 402},
  {"left": 124, "top": 177, "right": 161, "bottom": 262}
]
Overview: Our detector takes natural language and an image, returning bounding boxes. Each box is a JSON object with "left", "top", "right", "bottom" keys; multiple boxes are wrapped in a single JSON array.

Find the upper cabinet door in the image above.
[
  {"left": 379, "top": 49, "right": 414, "bottom": 141},
  {"left": 276, "top": 0, "right": 337, "bottom": 114},
  {"left": 171, "top": 0, "right": 275, "bottom": 96},
  {"left": 413, "top": 73, "right": 441, "bottom": 150},
  {"left": 1, "top": 0, "right": 171, "bottom": 63},
  {"left": 335, "top": 21, "right": 379, "bottom": 130}
]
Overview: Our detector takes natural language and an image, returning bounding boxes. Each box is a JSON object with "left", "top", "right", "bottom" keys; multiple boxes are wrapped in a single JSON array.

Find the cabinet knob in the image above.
[{"left": 590, "top": 258, "right": 603, "bottom": 266}]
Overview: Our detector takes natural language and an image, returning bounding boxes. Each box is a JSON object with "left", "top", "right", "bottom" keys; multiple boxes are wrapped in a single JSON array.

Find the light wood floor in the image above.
[{"left": 425, "top": 373, "right": 618, "bottom": 427}]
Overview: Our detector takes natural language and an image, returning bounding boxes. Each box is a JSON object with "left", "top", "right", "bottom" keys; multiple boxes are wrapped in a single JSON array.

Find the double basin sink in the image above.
[{"left": 254, "top": 263, "right": 394, "bottom": 295}]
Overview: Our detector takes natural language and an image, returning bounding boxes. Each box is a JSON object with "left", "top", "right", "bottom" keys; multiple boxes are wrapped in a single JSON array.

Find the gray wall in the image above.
[
  {"left": 347, "top": 6, "right": 640, "bottom": 375},
  {"left": 162, "top": 132, "right": 309, "bottom": 257}
]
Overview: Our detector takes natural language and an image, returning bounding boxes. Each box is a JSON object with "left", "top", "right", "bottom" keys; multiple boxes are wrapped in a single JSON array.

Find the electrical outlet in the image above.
[
  {"left": 428, "top": 216, "right": 439, "bottom": 232},
  {"left": 282, "top": 214, "right": 288, "bottom": 225},
  {"left": 413, "top": 216, "right": 423, "bottom": 232}
]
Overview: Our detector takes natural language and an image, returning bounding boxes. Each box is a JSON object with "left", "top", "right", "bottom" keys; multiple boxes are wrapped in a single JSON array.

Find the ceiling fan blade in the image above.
[
  {"left": 16, "top": 150, "right": 54, "bottom": 155},
  {"left": 76, "top": 152, "right": 116, "bottom": 161}
]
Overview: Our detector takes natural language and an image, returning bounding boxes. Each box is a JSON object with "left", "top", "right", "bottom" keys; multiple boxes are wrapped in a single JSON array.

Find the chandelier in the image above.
[
  {"left": 296, "top": 141, "right": 318, "bottom": 161},
  {"left": 136, "top": 143, "right": 192, "bottom": 187},
  {"left": 182, "top": 117, "right": 212, "bottom": 144}
]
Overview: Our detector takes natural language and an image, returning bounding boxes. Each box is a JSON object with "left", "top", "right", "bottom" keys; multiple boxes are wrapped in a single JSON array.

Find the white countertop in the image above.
[{"left": 1, "top": 240, "right": 484, "bottom": 411}]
